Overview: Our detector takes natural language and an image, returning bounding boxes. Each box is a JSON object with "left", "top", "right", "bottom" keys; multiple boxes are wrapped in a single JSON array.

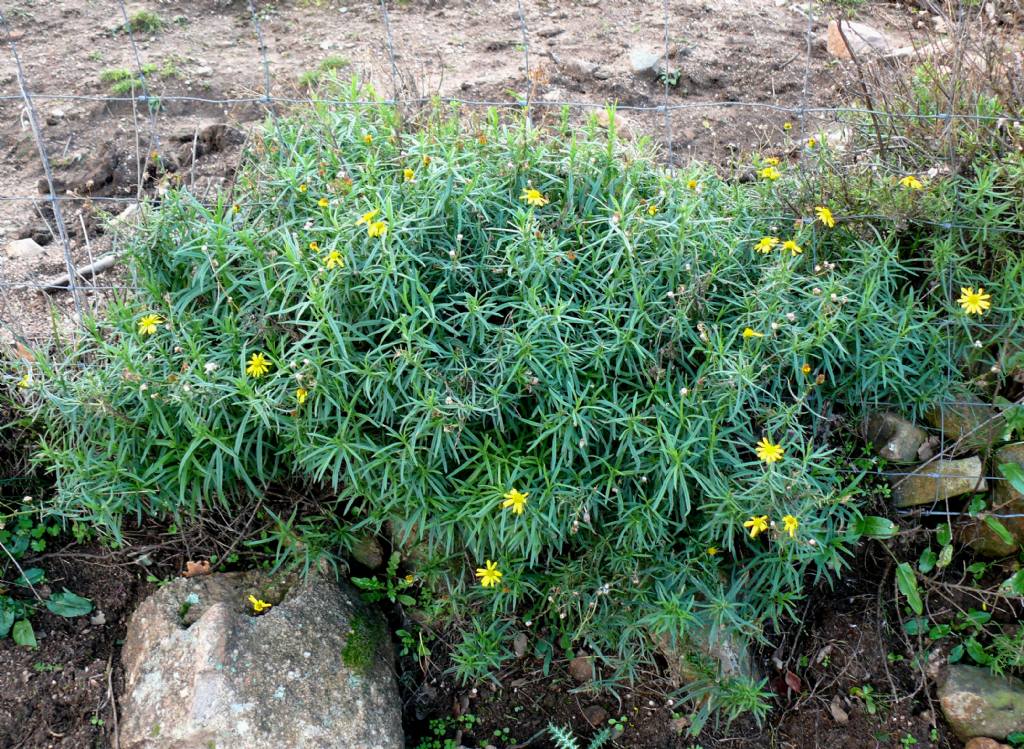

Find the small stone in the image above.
[
  {"left": 568, "top": 654, "right": 594, "bottom": 684},
  {"left": 891, "top": 456, "right": 987, "bottom": 507},
  {"left": 938, "top": 665, "right": 1024, "bottom": 742},
  {"left": 513, "top": 632, "right": 528, "bottom": 659},
  {"left": 628, "top": 46, "right": 662, "bottom": 74},
  {"left": 89, "top": 610, "right": 107, "bottom": 626},
  {"left": 925, "top": 403, "right": 1006, "bottom": 454},
  {"left": 825, "top": 20, "right": 891, "bottom": 60},
  {"left": 5, "top": 237, "right": 46, "bottom": 260},
  {"left": 962, "top": 442, "right": 1024, "bottom": 556},
  {"left": 350, "top": 535, "right": 385, "bottom": 569},
  {"left": 670, "top": 714, "right": 690, "bottom": 733},
  {"left": 965, "top": 739, "right": 1012, "bottom": 749},
  {"left": 594, "top": 110, "right": 634, "bottom": 140},
  {"left": 583, "top": 704, "right": 607, "bottom": 726},
  {"left": 863, "top": 412, "right": 928, "bottom": 463}
]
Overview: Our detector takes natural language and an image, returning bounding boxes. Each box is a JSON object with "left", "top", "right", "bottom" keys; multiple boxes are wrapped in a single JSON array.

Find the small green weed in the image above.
[{"left": 124, "top": 9, "right": 163, "bottom": 34}]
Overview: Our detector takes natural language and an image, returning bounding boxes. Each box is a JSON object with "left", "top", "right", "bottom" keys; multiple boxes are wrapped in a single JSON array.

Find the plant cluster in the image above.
[{"left": 18, "top": 79, "right": 1024, "bottom": 721}]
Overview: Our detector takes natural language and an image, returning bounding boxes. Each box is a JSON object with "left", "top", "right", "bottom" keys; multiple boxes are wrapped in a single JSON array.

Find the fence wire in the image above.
[{"left": 1, "top": 2, "right": 1022, "bottom": 516}]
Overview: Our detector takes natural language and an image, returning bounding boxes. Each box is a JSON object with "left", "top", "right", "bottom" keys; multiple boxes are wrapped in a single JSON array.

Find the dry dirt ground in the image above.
[
  {"left": 0, "top": 1, "right": 982, "bottom": 748},
  {"left": 0, "top": 0, "right": 929, "bottom": 345}
]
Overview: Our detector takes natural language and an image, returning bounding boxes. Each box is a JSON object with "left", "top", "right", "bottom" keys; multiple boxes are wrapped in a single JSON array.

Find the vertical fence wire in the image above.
[
  {"left": 661, "top": 0, "right": 673, "bottom": 171},
  {"left": 378, "top": 0, "right": 402, "bottom": 102},
  {"left": 114, "top": 0, "right": 163, "bottom": 200},
  {"left": 0, "top": 7, "right": 83, "bottom": 327}
]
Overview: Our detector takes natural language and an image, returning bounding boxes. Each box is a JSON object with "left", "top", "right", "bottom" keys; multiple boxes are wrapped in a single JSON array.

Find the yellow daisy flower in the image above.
[
  {"left": 367, "top": 220, "right": 388, "bottom": 238},
  {"left": 815, "top": 206, "right": 835, "bottom": 228},
  {"left": 245, "top": 352, "right": 271, "bottom": 379},
  {"left": 958, "top": 286, "right": 991, "bottom": 315},
  {"left": 362, "top": 133, "right": 373, "bottom": 144},
  {"left": 782, "top": 239, "right": 802, "bottom": 256},
  {"left": 403, "top": 168, "right": 415, "bottom": 182},
  {"left": 742, "top": 327, "right": 764, "bottom": 339},
  {"left": 759, "top": 166, "right": 781, "bottom": 181},
  {"left": 520, "top": 188, "right": 549, "bottom": 207},
  {"left": 296, "top": 387, "right": 308, "bottom": 404},
  {"left": 899, "top": 175, "right": 923, "bottom": 190},
  {"left": 755, "top": 437, "right": 784, "bottom": 464},
  {"left": 744, "top": 515, "right": 770, "bottom": 539},
  {"left": 137, "top": 313, "right": 163, "bottom": 336},
  {"left": 801, "top": 363, "right": 812, "bottom": 375},
  {"left": 647, "top": 204, "right": 659, "bottom": 215},
  {"left": 357, "top": 209, "right": 379, "bottom": 225},
  {"left": 298, "top": 183, "right": 308, "bottom": 193},
  {"left": 501, "top": 488, "right": 529, "bottom": 515},
  {"left": 324, "top": 250, "right": 344, "bottom": 269},
  {"left": 318, "top": 197, "right": 330, "bottom": 208},
  {"left": 782, "top": 514, "right": 799, "bottom": 538},
  {"left": 475, "top": 560, "right": 502, "bottom": 588},
  {"left": 707, "top": 546, "right": 719, "bottom": 556},
  {"left": 248, "top": 595, "right": 272, "bottom": 613},
  {"left": 754, "top": 236, "right": 779, "bottom": 254}
]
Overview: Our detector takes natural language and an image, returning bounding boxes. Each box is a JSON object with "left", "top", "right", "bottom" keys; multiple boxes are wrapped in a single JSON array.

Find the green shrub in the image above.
[{"left": 21, "top": 81, "right": 1024, "bottom": 719}]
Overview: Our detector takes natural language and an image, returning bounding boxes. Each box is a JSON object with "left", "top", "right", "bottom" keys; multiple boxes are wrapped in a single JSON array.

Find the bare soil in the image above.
[{"left": 0, "top": 0, "right": 926, "bottom": 344}]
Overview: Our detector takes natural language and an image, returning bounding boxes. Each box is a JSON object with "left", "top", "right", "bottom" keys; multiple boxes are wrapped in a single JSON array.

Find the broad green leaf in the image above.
[
  {"left": 0, "top": 609, "right": 13, "bottom": 639},
  {"left": 964, "top": 636, "right": 991, "bottom": 665},
  {"left": 984, "top": 516, "right": 1016, "bottom": 548},
  {"left": 896, "top": 563, "right": 923, "bottom": 615},
  {"left": 853, "top": 516, "right": 898, "bottom": 540},
  {"left": 12, "top": 619, "right": 36, "bottom": 648},
  {"left": 45, "top": 589, "right": 94, "bottom": 618},
  {"left": 15, "top": 567, "right": 44, "bottom": 587},
  {"left": 999, "top": 463, "right": 1024, "bottom": 496},
  {"left": 1000, "top": 570, "right": 1024, "bottom": 597},
  {"left": 918, "top": 548, "right": 937, "bottom": 573},
  {"left": 936, "top": 544, "right": 953, "bottom": 569},
  {"left": 936, "top": 525, "right": 952, "bottom": 546},
  {"left": 903, "top": 617, "right": 928, "bottom": 635}
]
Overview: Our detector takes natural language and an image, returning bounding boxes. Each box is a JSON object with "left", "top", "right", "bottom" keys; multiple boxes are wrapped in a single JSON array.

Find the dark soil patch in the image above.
[
  {"left": 0, "top": 546, "right": 151, "bottom": 749},
  {"left": 401, "top": 545, "right": 965, "bottom": 749}
]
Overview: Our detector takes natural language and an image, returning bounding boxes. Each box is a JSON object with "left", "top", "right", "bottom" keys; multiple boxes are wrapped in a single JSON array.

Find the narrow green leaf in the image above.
[{"left": 896, "top": 563, "right": 923, "bottom": 615}]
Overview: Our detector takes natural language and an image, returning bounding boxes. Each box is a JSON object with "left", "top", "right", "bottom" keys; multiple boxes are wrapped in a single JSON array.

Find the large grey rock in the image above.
[
  {"left": 962, "top": 442, "right": 1024, "bottom": 556},
  {"left": 628, "top": 46, "right": 663, "bottom": 74},
  {"left": 925, "top": 403, "right": 1007, "bottom": 455},
  {"left": 863, "top": 412, "right": 929, "bottom": 463},
  {"left": 891, "top": 456, "right": 987, "bottom": 507},
  {"left": 5, "top": 237, "right": 46, "bottom": 260},
  {"left": 120, "top": 570, "right": 402, "bottom": 749},
  {"left": 938, "top": 665, "right": 1024, "bottom": 742},
  {"left": 653, "top": 628, "right": 760, "bottom": 688},
  {"left": 825, "top": 20, "right": 892, "bottom": 59}
]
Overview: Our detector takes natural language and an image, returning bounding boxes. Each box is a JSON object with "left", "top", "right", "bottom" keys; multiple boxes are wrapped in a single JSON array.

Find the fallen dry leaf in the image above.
[
  {"left": 829, "top": 694, "right": 849, "bottom": 725},
  {"left": 182, "top": 560, "right": 211, "bottom": 578}
]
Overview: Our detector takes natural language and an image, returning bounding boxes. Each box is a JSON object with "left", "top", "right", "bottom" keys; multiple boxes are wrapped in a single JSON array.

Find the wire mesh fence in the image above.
[{"left": 1, "top": 1, "right": 1022, "bottom": 516}]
